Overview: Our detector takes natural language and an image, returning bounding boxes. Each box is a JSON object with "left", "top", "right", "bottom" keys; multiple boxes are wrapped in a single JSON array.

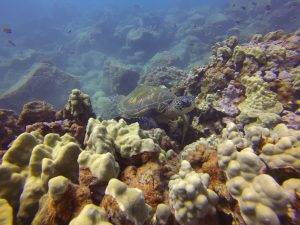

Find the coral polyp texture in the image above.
[
  {"left": 168, "top": 160, "right": 218, "bottom": 225},
  {"left": 84, "top": 118, "right": 160, "bottom": 160},
  {"left": 0, "top": 29, "right": 299, "bottom": 225}
]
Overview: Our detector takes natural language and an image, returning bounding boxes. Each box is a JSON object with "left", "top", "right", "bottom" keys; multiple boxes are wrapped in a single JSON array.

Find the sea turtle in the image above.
[{"left": 115, "top": 85, "right": 195, "bottom": 142}]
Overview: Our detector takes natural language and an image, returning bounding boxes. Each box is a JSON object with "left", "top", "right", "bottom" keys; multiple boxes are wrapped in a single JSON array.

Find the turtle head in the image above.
[{"left": 166, "top": 95, "right": 195, "bottom": 117}]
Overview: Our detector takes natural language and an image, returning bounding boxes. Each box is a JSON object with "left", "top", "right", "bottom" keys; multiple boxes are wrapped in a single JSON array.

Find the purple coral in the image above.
[{"left": 219, "top": 82, "right": 243, "bottom": 117}]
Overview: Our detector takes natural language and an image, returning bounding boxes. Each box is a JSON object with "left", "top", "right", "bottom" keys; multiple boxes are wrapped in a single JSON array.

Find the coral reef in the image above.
[{"left": 0, "top": 29, "right": 299, "bottom": 225}]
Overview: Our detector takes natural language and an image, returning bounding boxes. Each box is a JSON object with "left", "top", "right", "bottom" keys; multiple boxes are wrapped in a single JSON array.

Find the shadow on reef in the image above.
[{"left": 0, "top": 29, "right": 299, "bottom": 225}]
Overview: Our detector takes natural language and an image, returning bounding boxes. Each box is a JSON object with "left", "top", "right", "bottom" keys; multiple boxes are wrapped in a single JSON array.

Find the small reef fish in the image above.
[
  {"left": 2, "top": 26, "right": 12, "bottom": 34},
  {"left": 265, "top": 5, "right": 272, "bottom": 11},
  {"left": 8, "top": 40, "right": 16, "bottom": 47}
]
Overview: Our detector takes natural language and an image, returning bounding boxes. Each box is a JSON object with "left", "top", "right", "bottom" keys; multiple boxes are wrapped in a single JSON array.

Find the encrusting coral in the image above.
[{"left": 237, "top": 74, "right": 283, "bottom": 127}]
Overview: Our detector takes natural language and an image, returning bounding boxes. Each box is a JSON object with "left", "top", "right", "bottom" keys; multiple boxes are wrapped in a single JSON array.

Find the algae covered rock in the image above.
[{"left": 32, "top": 175, "right": 91, "bottom": 225}]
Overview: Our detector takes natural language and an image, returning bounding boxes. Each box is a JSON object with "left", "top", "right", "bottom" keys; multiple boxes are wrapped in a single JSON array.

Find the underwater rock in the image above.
[
  {"left": 125, "top": 27, "right": 163, "bottom": 54},
  {"left": 0, "top": 49, "right": 43, "bottom": 94},
  {"left": 0, "top": 62, "right": 80, "bottom": 112},
  {"left": 146, "top": 51, "right": 183, "bottom": 71},
  {"left": 18, "top": 101, "right": 56, "bottom": 127},
  {"left": 100, "top": 59, "right": 140, "bottom": 95}
]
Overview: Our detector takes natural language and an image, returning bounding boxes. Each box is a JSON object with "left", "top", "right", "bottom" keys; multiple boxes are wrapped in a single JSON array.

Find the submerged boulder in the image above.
[{"left": 0, "top": 62, "right": 80, "bottom": 112}]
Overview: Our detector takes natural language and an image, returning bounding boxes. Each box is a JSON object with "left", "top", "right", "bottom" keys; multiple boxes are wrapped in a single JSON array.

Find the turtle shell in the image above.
[{"left": 118, "top": 85, "right": 175, "bottom": 118}]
